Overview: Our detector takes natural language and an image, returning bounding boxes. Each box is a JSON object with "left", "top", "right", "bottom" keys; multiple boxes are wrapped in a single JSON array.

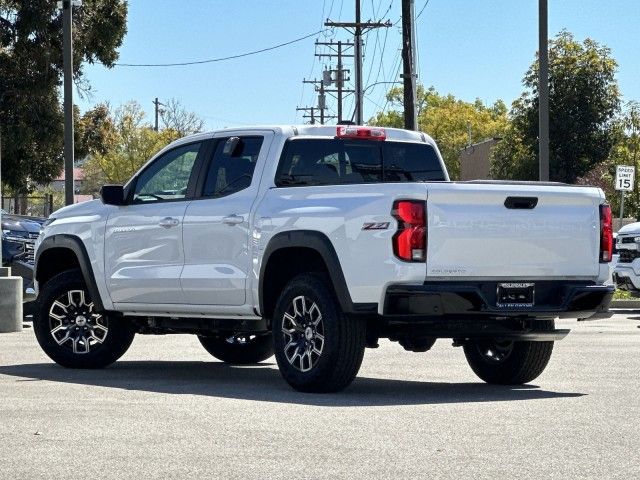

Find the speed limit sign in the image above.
[{"left": 615, "top": 165, "right": 635, "bottom": 191}]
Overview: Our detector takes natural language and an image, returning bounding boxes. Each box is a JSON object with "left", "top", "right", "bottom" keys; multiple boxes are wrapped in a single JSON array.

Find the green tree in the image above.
[
  {"left": 370, "top": 86, "right": 508, "bottom": 179},
  {"left": 576, "top": 102, "right": 640, "bottom": 219},
  {"left": 0, "top": 0, "right": 127, "bottom": 192},
  {"left": 82, "top": 101, "right": 180, "bottom": 193},
  {"left": 76, "top": 103, "right": 117, "bottom": 159},
  {"left": 491, "top": 30, "right": 620, "bottom": 183}
]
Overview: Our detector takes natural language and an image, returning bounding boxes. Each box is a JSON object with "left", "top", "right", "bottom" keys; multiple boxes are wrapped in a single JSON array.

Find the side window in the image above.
[
  {"left": 202, "top": 136, "right": 263, "bottom": 197},
  {"left": 133, "top": 142, "right": 201, "bottom": 203},
  {"left": 276, "top": 139, "right": 381, "bottom": 186}
]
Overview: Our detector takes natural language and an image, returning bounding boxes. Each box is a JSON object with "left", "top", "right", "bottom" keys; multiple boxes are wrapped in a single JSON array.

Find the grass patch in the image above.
[{"left": 614, "top": 289, "right": 638, "bottom": 300}]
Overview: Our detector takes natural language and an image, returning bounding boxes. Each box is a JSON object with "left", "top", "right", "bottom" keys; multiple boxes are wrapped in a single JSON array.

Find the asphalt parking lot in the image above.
[{"left": 1, "top": 313, "right": 638, "bottom": 480}]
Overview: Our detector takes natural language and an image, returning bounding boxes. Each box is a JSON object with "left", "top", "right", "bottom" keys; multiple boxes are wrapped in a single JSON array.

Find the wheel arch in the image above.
[
  {"left": 35, "top": 235, "right": 105, "bottom": 312},
  {"left": 259, "top": 230, "right": 375, "bottom": 320}
]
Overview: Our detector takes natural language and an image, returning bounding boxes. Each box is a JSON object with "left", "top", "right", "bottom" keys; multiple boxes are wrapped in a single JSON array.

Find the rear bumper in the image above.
[{"left": 383, "top": 281, "right": 614, "bottom": 321}]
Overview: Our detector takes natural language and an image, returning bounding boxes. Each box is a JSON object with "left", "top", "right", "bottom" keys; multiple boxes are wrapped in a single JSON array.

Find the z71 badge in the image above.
[{"left": 362, "top": 222, "right": 390, "bottom": 231}]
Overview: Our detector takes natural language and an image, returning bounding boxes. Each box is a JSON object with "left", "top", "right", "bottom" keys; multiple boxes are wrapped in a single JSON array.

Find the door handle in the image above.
[
  {"left": 158, "top": 217, "right": 180, "bottom": 228},
  {"left": 223, "top": 214, "right": 244, "bottom": 226}
]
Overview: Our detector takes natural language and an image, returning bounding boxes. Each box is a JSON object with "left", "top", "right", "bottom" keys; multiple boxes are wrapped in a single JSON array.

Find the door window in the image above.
[
  {"left": 133, "top": 142, "right": 202, "bottom": 203},
  {"left": 202, "top": 137, "right": 264, "bottom": 197}
]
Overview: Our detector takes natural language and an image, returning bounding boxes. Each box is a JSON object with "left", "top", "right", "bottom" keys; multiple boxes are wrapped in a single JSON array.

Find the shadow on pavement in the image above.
[{"left": 0, "top": 361, "right": 585, "bottom": 407}]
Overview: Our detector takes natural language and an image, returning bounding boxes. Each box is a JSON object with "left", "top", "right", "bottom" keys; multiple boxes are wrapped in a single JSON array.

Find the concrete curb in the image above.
[{"left": 610, "top": 299, "right": 640, "bottom": 309}]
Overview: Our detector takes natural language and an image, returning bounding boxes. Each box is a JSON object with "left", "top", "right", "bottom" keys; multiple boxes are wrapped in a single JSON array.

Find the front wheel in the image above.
[
  {"left": 198, "top": 334, "right": 274, "bottom": 364},
  {"left": 463, "top": 323, "right": 555, "bottom": 385},
  {"left": 33, "top": 269, "right": 135, "bottom": 369},
  {"left": 273, "top": 273, "right": 366, "bottom": 393}
]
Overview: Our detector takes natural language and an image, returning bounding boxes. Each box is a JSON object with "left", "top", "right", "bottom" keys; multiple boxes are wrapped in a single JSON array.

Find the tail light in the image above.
[
  {"left": 392, "top": 200, "right": 426, "bottom": 262},
  {"left": 336, "top": 126, "right": 386, "bottom": 141},
  {"left": 600, "top": 204, "right": 613, "bottom": 262}
]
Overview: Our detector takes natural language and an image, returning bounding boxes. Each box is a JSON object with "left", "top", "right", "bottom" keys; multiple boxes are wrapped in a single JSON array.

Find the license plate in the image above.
[{"left": 497, "top": 283, "right": 535, "bottom": 307}]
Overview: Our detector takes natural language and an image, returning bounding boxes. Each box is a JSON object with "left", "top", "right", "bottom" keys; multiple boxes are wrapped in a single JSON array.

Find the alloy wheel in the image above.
[
  {"left": 281, "top": 295, "right": 325, "bottom": 372},
  {"left": 48, "top": 290, "right": 108, "bottom": 354}
]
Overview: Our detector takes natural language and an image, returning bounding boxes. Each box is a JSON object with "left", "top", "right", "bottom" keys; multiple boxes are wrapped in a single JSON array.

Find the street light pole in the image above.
[
  {"left": 0, "top": 125, "right": 3, "bottom": 265},
  {"left": 62, "top": 0, "right": 79, "bottom": 206},
  {"left": 0, "top": 89, "right": 10, "bottom": 266},
  {"left": 538, "top": 0, "right": 550, "bottom": 181}
]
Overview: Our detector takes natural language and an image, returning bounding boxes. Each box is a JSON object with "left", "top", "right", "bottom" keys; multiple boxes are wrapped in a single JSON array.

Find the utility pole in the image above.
[
  {"left": 401, "top": 0, "right": 418, "bottom": 130},
  {"left": 325, "top": 2, "right": 390, "bottom": 125},
  {"left": 318, "top": 81, "right": 326, "bottom": 125},
  {"left": 538, "top": 0, "right": 550, "bottom": 181},
  {"left": 153, "top": 97, "right": 164, "bottom": 132},
  {"left": 337, "top": 42, "right": 344, "bottom": 123},
  {"left": 296, "top": 106, "right": 318, "bottom": 125},
  {"left": 302, "top": 79, "right": 338, "bottom": 125},
  {"left": 62, "top": 0, "right": 81, "bottom": 206},
  {"left": 315, "top": 40, "right": 355, "bottom": 123},
  {"left": 354, "top": 1, "right": 363, "bottom": 125},
  {"left": 303, "top": 80, "right": 325, "bottom": 124}
]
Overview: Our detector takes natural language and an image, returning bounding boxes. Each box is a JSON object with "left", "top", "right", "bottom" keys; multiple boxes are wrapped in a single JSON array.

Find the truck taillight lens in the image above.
[
  {"left": 600, "top": 204, "right": 613, "bottom": 262},
  {"left": 392, "top": 200, "right": 426, "bottom": 262}
]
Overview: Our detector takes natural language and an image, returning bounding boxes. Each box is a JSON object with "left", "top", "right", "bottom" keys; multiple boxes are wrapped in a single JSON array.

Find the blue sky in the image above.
[{"left": 78, "top": 0, "right": 640, "bottom": 129}]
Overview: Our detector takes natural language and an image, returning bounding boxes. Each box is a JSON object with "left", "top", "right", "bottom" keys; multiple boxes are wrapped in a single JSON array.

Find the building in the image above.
[
  {"left": 50, "top": 167, "right": 92, "bottom": 204},
  {"left": 50, "top": 167, "right": 86, "bottom": 193},
  {"left": 459, "top": 138, "right": 501, "bottom": 181}
]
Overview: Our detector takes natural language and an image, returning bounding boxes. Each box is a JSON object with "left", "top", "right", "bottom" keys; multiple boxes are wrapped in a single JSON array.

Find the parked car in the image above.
[
  {"left": 2, "top": 208, "right": 42, "bottom": 303},
  {"left": 33, "top": 125, "right": 614, "bottom": 392},
  {"left": 613, "top": 223, "right": 640, "bottom": 293}
]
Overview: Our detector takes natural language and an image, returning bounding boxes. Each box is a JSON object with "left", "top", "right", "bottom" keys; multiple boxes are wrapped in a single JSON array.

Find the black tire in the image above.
[
  {"left": 33, "top": 269, "right": 135, "bottom": 369},
  {"left": 198, "top": 334, "right": 274, "bottom": 364},
  {"left": 463, "top": 320, "right": 555, "bottom": 385},
  {"left": 273, "top": 273, "right": 366, "bottom": 393}
]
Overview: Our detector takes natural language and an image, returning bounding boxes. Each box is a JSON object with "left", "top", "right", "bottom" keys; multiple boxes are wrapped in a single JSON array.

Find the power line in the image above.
[
  {"left": 372, "top": 14, "right": 390, "bottom": 87},
  {"left": 416, "top": 0, "right": 430, "bottom": 19},
  {"left": 115, "top": 29, "right": 330, "bottom": 67},
  {"left": 379, "top": 48, "right": 403, "bottom": 115}
]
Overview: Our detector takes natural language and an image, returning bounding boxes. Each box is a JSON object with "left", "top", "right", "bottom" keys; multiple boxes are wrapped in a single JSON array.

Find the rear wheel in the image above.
[
  {"left": 198, "top": 334, "right": 274, "bottom": 364},
  {"left": 463, "top": 321, "right": 555, "bottom": 385},
  {"left": 33, "top": 269, "right": 135, "bottom": 369},
  {"left": 273, "top": 273, "right": 366, "bottom": 393}
]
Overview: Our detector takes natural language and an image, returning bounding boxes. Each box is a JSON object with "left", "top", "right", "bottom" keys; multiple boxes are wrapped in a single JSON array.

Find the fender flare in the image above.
[
  {"left": 259, "top": 230, "right": 376, "bottom": 316},
  {"left": 35, "top": 234, "right": 105, "bottom": 312}
]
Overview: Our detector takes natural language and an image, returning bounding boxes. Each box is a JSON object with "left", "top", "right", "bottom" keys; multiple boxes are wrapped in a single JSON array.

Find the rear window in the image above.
[{"left": 275, "top": 138, "right": 445, "bottom": 187}]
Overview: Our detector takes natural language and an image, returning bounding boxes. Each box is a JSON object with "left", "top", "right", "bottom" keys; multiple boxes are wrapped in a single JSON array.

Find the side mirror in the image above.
[{"left": 101, "top": 185, "right": 125, "bottom": 206}]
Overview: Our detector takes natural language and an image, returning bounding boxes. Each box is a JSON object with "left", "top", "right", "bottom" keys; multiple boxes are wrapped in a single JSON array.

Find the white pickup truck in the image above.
[
  {"left": 613, "top": 222, "right": 640, "bottom": 292},
  {"left": 33, "top": 125, "right": 614, "bottom": 392}
]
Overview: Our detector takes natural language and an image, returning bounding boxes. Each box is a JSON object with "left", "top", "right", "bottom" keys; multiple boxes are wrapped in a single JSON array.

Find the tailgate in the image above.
[{"left": 425, "top": 182, "right": 603, "bottom": 279}]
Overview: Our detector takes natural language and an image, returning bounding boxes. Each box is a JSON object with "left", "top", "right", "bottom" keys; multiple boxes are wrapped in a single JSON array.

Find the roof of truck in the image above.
[{"left": 170, "top": 125, "right": 436, "bottom": 148}]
